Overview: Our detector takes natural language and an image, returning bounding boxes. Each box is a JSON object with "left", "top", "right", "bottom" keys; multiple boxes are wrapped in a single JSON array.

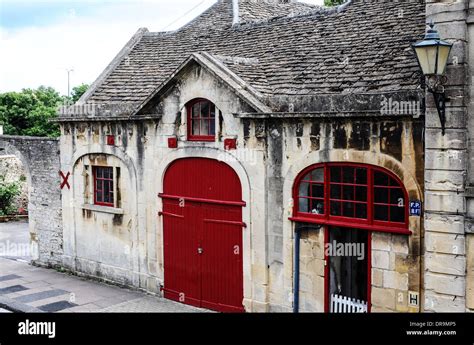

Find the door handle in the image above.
[{"left": 198, "top": 247, "right": 203, "bottom": 254}]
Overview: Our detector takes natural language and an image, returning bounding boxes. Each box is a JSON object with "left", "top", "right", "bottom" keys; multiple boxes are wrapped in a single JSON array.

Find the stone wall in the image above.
[
  {"left": 297, "top": 227, "right": 325, "bottom": 312},
  {"left": 0, "top": 136, "right": 63, "bottom": 266},
  {"left": 0, "top": 155, "right": 28, "bottom": 214},
  {"left": 371, "top": 233, "right": 418, "bottom": 312},
  {"left": 424, "top": 0, "right": 470, "bottom": 312},
  {"left": 237, "top": 113, "right": 424, "bottom": 312}
]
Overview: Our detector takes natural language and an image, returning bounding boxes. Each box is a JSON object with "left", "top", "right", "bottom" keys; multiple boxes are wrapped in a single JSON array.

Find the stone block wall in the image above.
[
  {"left": 466, "top": 234, "right": 474, "bottom": 310},
  {"left": 0, "top": 136, "right": 63, "bottom": 266},
  {"left": 371, "top": 232, "right": 418, "bottom": 313},
  {"left": 425, "top": 0, "right": 469, "bottom": 312},
  {"left": 297, "top": 227, "right": 325, "bottom": 312}
]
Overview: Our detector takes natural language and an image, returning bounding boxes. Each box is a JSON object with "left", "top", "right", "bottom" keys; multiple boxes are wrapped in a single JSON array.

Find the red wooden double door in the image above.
[{"left": 160, "top": 158, "right": 245, "bottom": 312}]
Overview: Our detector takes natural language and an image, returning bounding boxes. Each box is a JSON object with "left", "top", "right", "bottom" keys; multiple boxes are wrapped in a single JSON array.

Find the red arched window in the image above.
[
  {"left": 290, "top": 163, "right": 410, "bottom": 234},
  {"left": 187, "top": 98, "right": 216, "bottom": 141}
]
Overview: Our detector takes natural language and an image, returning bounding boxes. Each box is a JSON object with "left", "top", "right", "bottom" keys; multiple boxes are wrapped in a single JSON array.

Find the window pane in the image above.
[
  {"left": 330, "top": 201, "right": 341, "bottom": 216},
  {"left": 374, "top": 188, "right": 389, "bottom": 204},
  {"left": 193, "top": 117, "right": 200, "bottom": 135},
  {"left": 299, "top": 198, "right": 309, "bottom": 213},
  {"left": 343, "top": 202, "right": 354, "bottom": 218},
  {"left": 108, "top": 181, "right": 114, "bottom": 203},
  {"left": 311, "top": 184, "right": 324, "bottom": 198},
  {"left": 356, "top": 168, "right": 367, "bottom": 184},
  {"left": 210, "top": 104, "right": 216, "bottom": 119},
  {"left": 343, "top": 186, "right": 354, "bottom": 201},
  {"left": 192, "top": 103, "right": 200, "bottom": 118},
  {"left": 311, "top": 199, "right": 324, "bottom": 215},
  {"left": 355, "top": 203, "right": 367, "bottom": 219},
  {"left": 302, "top": 173, "right": 311, "bottom": 182},
  {"left": 342, "top": 167, "right": 354, "bottom": 183},
  {"left": 104, "top": 179, "right": 109, "bottom": 198},
  {"left": 374, "top": 171, "right": 389, "bottom": 186},
  {"left": 299, "top": 182, "right": 310, "bottom": 197},
  {"left": 389, "top": 177, "right": 399, "bottom": 187},
  {"left": 390, "top": 206, "right": 405, "bottom": 223},
  {"left": 330, "top": 184, "right": 341, "bottom": 199},
  {"left": 209, "top": 119, "right": 215, "bottom": 135},
  {"left": 201, "top": 118, "right": 209, "bottom": 136},
  {"left": 374, "top": 205, "right": 389, "bottom": 221},
  {"left": 355, "top": 186, "right": 367, "bottom": 201},
  {"left": 390, "top": 188, "right": 404, "bottom": 206},
  {"left": 201, "top": 101, "right": 209, "bottom": 118},
  {"left": 311, "top": 168, "right": 324, "bottom": 183},
  {"left": 330, "top": 167, "right": 341, "bottom": 182}
]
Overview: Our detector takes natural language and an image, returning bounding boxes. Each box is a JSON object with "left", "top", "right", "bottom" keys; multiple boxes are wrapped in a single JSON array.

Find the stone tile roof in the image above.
[
  {"left": 237, "top": 0, "right": 319, "bottom": 24},
  {"left": 85, "top": 0, "right": 426, "bottom": 109}
]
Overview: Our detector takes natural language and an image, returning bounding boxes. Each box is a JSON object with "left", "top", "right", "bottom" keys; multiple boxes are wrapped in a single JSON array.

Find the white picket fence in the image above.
[{"left": 330, "top": 294, "right": 368, "bottom": 313}]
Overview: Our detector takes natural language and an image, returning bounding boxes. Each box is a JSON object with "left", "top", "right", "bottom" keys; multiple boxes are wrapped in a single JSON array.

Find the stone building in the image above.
[{"left": 1, "top": 0, "right": 472, "bottom": 313}]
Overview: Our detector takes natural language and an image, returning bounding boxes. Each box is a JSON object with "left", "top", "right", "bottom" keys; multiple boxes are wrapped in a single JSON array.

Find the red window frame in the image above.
[
  {"left": 290, "top": 163, "right": 410, "bottom": 234},
  {"left": 187, "top": 98, "right": 216, "bottom": 142},
  {"left": 93, "top": 166, "right": 114, "bottom": 207}
]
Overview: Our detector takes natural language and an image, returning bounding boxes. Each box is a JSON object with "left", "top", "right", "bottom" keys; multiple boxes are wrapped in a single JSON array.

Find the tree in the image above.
[
  {"left": 0, "top": 176, "right": 20, "bottom": 216},
  {"left": 70, "top": 84, "right": 89, "bottom": 103},
  {"left": 0, "top": 86, "right": 64, "bottom": 138},
  {"left": 324, "top": 0, "right": 345, "bottom": 6}
]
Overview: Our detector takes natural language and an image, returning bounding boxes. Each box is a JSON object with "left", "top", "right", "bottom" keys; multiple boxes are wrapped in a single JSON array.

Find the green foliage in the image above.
[
  {"left": 0, "top": 176, "right": 20, "bottom": 216},
  {"left": 0, "top": 86, "right": 64, "bottom": 138},
  {"left": 70, "top": 84, "right": 89, "bottom": 103},
  {"left": 324, "top": 0, "right": 345, "bottom": 6}
]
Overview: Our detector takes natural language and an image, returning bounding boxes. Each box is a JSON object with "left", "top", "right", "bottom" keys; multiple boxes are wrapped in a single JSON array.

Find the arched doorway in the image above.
[
  {"left": 0, "top": 154, "right": 30, "bottom": 262},
  {"left": 291, "top": 163, "right": 410, "bottom": 313},
  {"left": 160, "top": 158, "right": 245, "bottom": 312}
]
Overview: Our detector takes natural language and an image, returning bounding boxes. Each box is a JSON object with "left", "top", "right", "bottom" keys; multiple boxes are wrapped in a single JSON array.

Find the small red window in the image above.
[
  {"left": 292, "top": 163, "right": 409, "bottom": 234},
  {"left": 187, "top": 99, "right": 216, "bottom": 141},
  {"left": 93, "top": 166, "right": 114, "bottom": 207}
]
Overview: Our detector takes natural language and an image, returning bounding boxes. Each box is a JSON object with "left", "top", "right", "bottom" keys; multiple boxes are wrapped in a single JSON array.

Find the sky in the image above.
[{"left": 0, "top": 0, "right": 324, "bottom": 95}]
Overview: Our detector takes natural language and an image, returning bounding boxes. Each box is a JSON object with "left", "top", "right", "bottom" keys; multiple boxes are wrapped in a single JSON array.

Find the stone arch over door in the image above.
[
  {"left": 281, "top": 149, "right": 423, "bottom": 312},
  {"left": 0, "top": 135, "right": 63, "bottom": 265},
  {"left": 155, "top": 147, "right": 260, "bottom": 312},
  {"left": 61, "top": 148, "right": 140, "bottom": 286}
]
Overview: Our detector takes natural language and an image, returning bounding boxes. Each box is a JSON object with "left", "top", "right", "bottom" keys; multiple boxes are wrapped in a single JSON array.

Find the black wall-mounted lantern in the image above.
[{"left": 412, "top": 22, "right": 453, "bottom": 135}]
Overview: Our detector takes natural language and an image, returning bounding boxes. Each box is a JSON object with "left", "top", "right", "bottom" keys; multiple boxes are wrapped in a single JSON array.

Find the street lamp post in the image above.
[{"left": 412, "top": 22, "right": 453, "bottom": 135}]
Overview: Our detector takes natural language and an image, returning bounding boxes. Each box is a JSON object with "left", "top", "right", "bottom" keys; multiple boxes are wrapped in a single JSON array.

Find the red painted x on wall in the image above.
[{"left": 59, "top": 171, "right": 70, "bottom": 190}]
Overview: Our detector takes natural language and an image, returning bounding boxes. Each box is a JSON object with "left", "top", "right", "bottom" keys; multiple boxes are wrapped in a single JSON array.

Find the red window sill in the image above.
[
  {"left": 94, "top": 202, "right": 115, "bottom": 207},
  {"left": 289, "top": 216, "right": 412, "bottom": 235},
  {"left": 187, "top": 136, "right": 215, "bottom": 142}
]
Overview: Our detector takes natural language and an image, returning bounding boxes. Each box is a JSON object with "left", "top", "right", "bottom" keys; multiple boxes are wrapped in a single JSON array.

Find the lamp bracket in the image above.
[
  {"left": 430, "top": 90, "right": 448, "bottom": 136},
  {"left": 426, "top": 75, "right": 449, "bottom": 136}
]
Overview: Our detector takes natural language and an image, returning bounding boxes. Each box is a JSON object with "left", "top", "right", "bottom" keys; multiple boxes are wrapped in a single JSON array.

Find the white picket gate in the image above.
[{"left": 330, "top": 294, "right": 368, "bottom": 313}]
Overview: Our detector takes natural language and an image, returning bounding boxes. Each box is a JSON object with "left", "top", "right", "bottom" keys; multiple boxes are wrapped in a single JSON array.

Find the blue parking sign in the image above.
[{"left": 410, "top": 201, "right": 422, "bottom": 216}]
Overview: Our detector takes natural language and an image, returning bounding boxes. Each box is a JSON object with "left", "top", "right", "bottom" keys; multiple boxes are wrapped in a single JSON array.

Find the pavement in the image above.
[
  {"left": 0, "top": 219, "right": 31, "bottom": 262},
  {"left": 0, "top": 221, "right": 207, "bottom": 313}
]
